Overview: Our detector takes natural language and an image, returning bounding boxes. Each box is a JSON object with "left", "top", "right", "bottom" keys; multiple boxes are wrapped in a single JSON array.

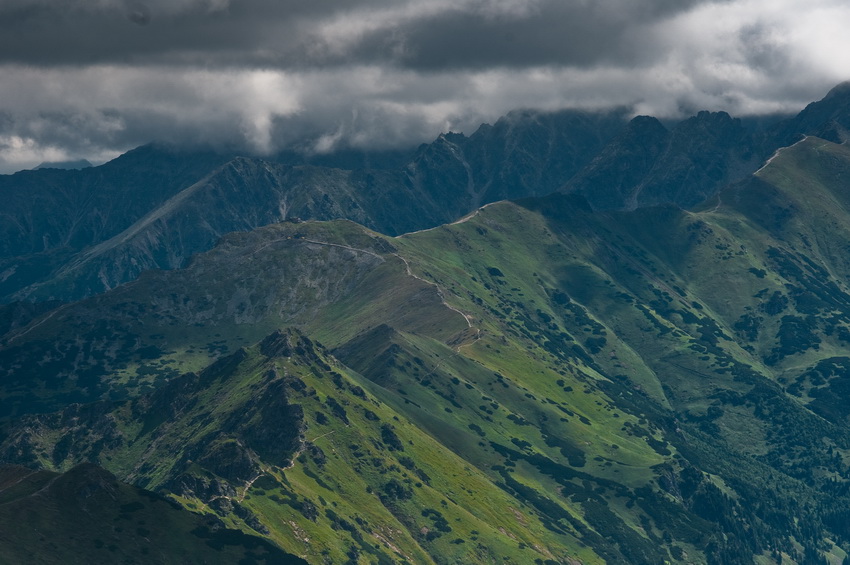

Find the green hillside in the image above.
[
  {"left": 0, "top": 463, "right": 305, "bottom": 564},
  {"left": 4, "top": 330, "right": 604, "bottom": 564},
  {"left": 5, "top": 136, "right": 850, "bottom": 563}
]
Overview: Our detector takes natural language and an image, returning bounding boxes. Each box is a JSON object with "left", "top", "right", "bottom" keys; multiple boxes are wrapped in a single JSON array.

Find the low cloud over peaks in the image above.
[{"left": 0, "top": 0, "right": 848, "bottom": 172}]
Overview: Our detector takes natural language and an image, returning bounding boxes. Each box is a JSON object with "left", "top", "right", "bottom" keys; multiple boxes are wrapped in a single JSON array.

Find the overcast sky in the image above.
[{"left": 0, "top": 0, "right": 848, "bottom": 172}]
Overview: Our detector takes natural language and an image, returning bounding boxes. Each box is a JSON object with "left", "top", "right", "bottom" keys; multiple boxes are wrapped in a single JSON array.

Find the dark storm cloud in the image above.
[
  {"left": 338, "top": 0, "right": 710, "bottom": 70},
  {"left": 126, "top": 3, "right": 151, "bottom": 26},
  {"left": 0, "top": 0, "right": 370, "bottom": 66},
  {"left": 0, "top": 0, "right": 706, "bottom": 69}
]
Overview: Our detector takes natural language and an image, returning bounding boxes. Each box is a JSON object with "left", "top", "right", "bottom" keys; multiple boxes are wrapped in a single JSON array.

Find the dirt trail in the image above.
[{"left": 754, "top": 135, "right": 810, "bottom": 175}]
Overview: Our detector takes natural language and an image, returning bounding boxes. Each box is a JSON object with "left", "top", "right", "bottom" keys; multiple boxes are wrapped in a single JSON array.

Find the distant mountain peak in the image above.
[
  {"left": 824, "top": 80, "right": 850, "bottom": 100},
  {"left": 680, "top": 109, "right": 738, "bottom": 129},
  {"left": 625, "top": 114, "right": 668, "bottom": 133},
  {"left": 34, "top": 159, "right": 93, "bottom": 171}
]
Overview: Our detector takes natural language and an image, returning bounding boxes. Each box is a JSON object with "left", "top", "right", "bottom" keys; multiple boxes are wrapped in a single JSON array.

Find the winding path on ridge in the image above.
[{"left": 298, "top": 238, "right": 482, "bottom": 351}]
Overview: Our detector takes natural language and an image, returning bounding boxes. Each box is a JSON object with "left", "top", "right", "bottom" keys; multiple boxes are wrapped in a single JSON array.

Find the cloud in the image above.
[
  {"left": 0, "top": 0, "right": 705, "bottom": 69},
  {"left": 0, "top": 0, "right": 849, "bottom": 172},
  {"left": 0, "top": 65, "right": 304, "bottom": 171},
  {"left": 126, "top": 3, "right": 152, "bottom": 25},
  {"left": 315, "top": 0, "right": 709, "bottom": 70}
]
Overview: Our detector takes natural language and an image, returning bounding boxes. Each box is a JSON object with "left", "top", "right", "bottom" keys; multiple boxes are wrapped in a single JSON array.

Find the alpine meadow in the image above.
[{"left": 3, "top": 76, "right": 850, "bottom": 564}]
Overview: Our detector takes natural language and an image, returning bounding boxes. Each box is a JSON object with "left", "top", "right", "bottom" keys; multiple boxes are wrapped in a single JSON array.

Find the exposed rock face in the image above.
[
  {"left": 196, "top": 439, "right": 262, "bottom": 485},
  {"left": 563, "top": 115, "right": 671, "bottom": 209},
  {"left": 566, "top": 111, "right": 762, "bottom": 209},
  {"left": 166, "top": 472, "right": 236, "bottom": 501},
  {"left": 234, "top": 378, "right": 305, "bottom": 468}
]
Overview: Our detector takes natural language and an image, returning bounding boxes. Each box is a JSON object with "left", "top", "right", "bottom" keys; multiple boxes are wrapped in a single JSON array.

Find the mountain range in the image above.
[
  {"left": 3, "top": 84, "right": 850, "bottom": 563},
  {"left": 2, "top": 82, "right": 849, "bottom": 306}
]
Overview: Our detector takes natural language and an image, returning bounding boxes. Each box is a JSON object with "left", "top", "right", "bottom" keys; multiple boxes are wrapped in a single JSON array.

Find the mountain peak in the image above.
[
  {"left": 34, "top": 159, "right": 93, "bottom": 171},
  {"left": 625, "top": 114, "right": 668, "bottom": 135},
  {"left": 824, "top": 80, "right": 850, "bottom": 100},
  {"left": 769, "top": 81, "right": 850, "bottom": 147},
  {"left": 679, "top": 109, "right": 738, "bottom": 130}
]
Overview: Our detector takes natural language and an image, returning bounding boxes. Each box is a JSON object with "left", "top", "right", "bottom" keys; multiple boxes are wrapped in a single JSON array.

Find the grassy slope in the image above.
[
  {"left": 5, "top": 137, "right": 850, "bottom": 563},
  {"left": 5, "top": 330, "right": 597, "bottom": 565}
]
